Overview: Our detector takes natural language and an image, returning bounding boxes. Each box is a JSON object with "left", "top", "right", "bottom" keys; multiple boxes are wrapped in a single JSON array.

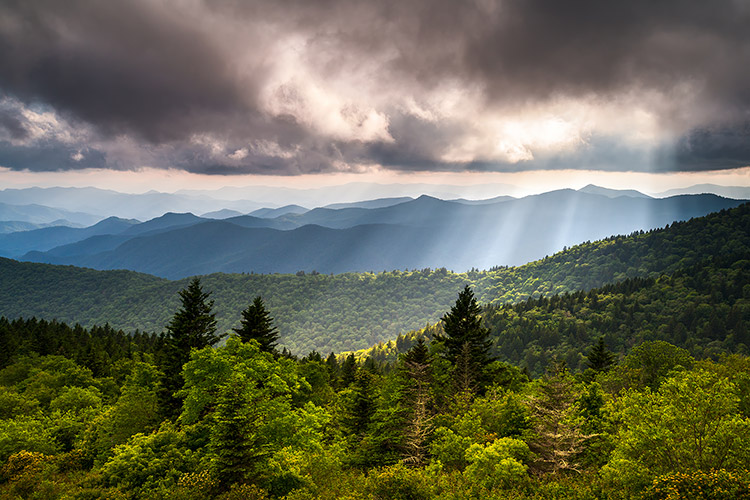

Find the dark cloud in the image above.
[
  {"left": 672, "top": 122, "right": 750, "bottom": 170},
  {"left": 0, "top": 0, "right": 249, "bottom": 142},
  {"left": 463, "top": 1, "right": 750, "bottom": 108},
  {"left": 0, "top": 141, "right": 107, "bottom": 171},
  {"left": 0, "top": 0, "right": 749, "bottom": 174},
  {"left": 0, "top": 106, "right": 28, "bottom": 141}
]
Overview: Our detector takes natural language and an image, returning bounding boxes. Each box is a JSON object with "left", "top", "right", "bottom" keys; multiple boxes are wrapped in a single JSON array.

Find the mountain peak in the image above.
[{"left": 578, "top": 184, "right": 650, "bottom": 199}]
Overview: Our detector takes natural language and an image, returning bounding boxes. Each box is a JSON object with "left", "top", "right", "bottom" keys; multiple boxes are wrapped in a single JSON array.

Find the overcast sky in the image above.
[{"left": 1, "top": 0, "right": 749, "bottom": 191}]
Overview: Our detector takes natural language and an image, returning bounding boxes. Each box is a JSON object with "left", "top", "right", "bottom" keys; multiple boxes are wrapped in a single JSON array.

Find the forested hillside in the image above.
[
  {"left": 359, "top": 251, "right": 750, "bottom": 375},
  {"left": 1, "top": 282, "right": 748, "bottom": 499},
  {"left": 1, "top": 203, "right": 749, "bottom": 355},
  {"left": 0, "top": 258, "right": 470, "bottom": 354}
]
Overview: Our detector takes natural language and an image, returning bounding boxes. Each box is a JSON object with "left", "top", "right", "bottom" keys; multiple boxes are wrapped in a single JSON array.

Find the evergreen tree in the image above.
[
  {"left": 210, "top": 374, "right": 266, "bottom": 489},
  {"left": 324, "top": 352, "right": 340, "bottom": 390},
  {"left": 403, "top": 337, "right": 430, "bottom": 366},
  {"left": 233, "top": 296, "right": 279, "bottom": 354},
  {"left": 586, "top": 337, "right": 616, "bottom": 373},
  {"left": 161, "top": 278, "right": 220, "bottom": 418},
  {"left": 343, "top": 368, "right": 376, "bottom": 438},
  {"left": 400, "top": 337, "right": 434, "bottom": 466},
  {"left": 435, "top": 285, "right": 493, "bottom": 368},
  {"left": 340, "top": 353, "right": 357, "bottom": 388},
  {"left": 527, "top": 368, "right": 591, "bottom": 475}
]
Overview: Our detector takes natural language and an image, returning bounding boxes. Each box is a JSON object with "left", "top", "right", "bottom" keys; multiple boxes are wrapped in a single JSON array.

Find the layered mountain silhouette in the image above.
[{"left": 9, "top": 188, "right": 746, "bottom": 279}]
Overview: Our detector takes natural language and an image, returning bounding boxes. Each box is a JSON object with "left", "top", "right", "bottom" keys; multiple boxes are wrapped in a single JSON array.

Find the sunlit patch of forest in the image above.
[
  {"left": 1, "top": 205, "right": 749, "bottom": 498},
  {"left": 1, "top": 271, "right": 749, "bottom": 498}
]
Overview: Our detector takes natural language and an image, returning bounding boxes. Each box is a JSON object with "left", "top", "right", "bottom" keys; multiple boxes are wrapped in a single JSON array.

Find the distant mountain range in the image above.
[
  {"left": 5, "top": 187, "right": 745, "bottom": 278},
  {"left": 0, "top": 201, "right": 101, "bottom": 228},
  {"left": 1, "top": 182, "right": 746, "bottom": 222},
  {"left": 2, "top": 202, "right": 748, "bottom": 355},
  {"left": 0, "top": 187, "right": 267, "bottom": 221},
  {"left": 655, "top": 183, "right": 750, "bottom": 200}
]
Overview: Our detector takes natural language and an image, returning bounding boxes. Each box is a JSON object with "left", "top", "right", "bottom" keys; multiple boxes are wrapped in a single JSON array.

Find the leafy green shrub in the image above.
[
  {"left": 99, "top": 423, "right": 199, "bottom": 495},
  {"left": 464, "top": 437, "right": 530, "bottom": 491},
  {"left": 429, "top": 427, "right": 473, "bottom": 471},
  {"left": 365, "top": 462, "right": 433, "bottom": 500},
  {"left": 0, "top": 416, "right": 59, "bottom": 462},
  {"left": 644, "top": 469, "right": 750, "bottom": 500},
  {"left": 0, "top": 450, "right": 47, "bottom": 482}
]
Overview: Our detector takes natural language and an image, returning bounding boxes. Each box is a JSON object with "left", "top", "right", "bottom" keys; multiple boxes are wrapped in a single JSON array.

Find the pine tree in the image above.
[
  {"left": 400, "top": 337, "right": 434, "bottom": 466},
  {"left": 527, "top": 367, "right": 591, "bottom": 475},
  {"left": 210, "top": 374, "right": 266, "bottom": 489},
  {"left": 234, "top": 296, "right": 279, "bottom": 354},
  {"left": 345, "top": 368, "right": 376, "bottom": 437},
  {"left": 340, "top": 353, "right": 357, "bottom": 388},
  {"left": 586, "top": 337, "right": 616, "bottom": 372},
  {"left": 434, "top": 285, "right": 493, "bottom": 368},
  {"left": 161, "top": 278, "right": 220, "bottom": 418}
]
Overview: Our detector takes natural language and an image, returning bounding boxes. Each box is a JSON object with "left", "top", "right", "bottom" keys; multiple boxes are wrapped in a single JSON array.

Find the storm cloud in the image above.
[{"left": 0, "top": 0, "right": 749, "bottom": 174}]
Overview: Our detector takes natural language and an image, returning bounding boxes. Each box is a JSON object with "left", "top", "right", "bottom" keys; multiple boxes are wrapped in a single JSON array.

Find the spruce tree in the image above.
[
  {"left": 527, "top": 368, "right": 592, "bottom": 475},
  {"left": 161, "top": 278, "right": 220, "bottom": 417},
  {"left": 340, "top": 353, "right": 357, "bottom": 388},
  {"left": 210, "top": 374, "right": 266, "bottom": 489},
  {"left": 435, "top": 285, "right": 493, "bottom": 367},
  {"left": 586, "top": 337, "right": 616, "bottom": 373},
  {"left": 234, "top": 296, "right": 279, "bottom": 354},
  {"left": 400, "top": 337, "right": 434, "bottom": 466},
  {"left": 403, "top": 336, "right": 430, "bottom": 366}
]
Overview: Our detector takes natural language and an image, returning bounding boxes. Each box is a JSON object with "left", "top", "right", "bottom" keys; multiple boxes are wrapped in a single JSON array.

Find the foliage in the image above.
[
  {"left": 644, "top": 469, "right": 750, "bottom": 500},
  {"left": 2, "top": 203, "right": 748, "bottom": 356},
  {"left": 99, "top": 423, "right": 199, "bottom": 495},
  {"left": 605, "top": 369, "right": 750, "bottom": 484},
  {"left": 234, "top": 296, "right": 279, "bottom": 354},
  {"left": 0, "top": 205, "right": 749, "bottom": 498},
  {"left": 365, "top": 462, "right": 435, "bottom": 500},
  {"left": 464, "top": 438, "right": 530, "bottom": 491}
]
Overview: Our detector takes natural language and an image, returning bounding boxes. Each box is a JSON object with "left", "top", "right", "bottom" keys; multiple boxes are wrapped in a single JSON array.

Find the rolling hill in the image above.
[{"left": 2, "top": 202, "right": 748, "bottom": 354}]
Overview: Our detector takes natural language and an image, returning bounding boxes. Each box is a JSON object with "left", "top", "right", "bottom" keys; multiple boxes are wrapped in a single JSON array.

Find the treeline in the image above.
[
  {"left": 483, "top": 252, "right": 750, "bottom": 374},
  {"left": 0, "top": 258, "right": 471, "bottom": 354},
  {"left": 356, "top": 252, "right": 750, "bottom": 375},
  {"left": 0, "top": 317, "right": 162, "bottom": 377},
  {"left": 1, "top": 282, "right": 748, "bottom": 499},
  {"left": 1, "top": 203, "right": 749, "bottom": 355}
]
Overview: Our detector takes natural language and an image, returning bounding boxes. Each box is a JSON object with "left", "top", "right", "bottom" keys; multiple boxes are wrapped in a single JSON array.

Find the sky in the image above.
[{"left": 0, "top": 0, "right": 749, "bottom": 195}]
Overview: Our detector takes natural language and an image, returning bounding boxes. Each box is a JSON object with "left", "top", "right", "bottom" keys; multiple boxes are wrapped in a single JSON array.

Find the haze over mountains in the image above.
[
  {"left": 0, "top": 184, "right": 746, "bottom": 279},
  {"left": 1, "top": 182, "right": 746, "bottom": 222},
  {"left": 2, "top": 202, "right": 749, "bottom": 355}
]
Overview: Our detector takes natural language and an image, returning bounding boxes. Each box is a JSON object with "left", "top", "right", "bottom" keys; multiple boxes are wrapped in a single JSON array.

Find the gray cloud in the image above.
[{"left": 0, "top": 0, "right": 749, "bottom": 174}]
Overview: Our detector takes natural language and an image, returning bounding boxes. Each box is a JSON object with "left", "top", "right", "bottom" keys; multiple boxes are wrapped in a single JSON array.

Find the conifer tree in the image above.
[
  {"left": 340, "top": 353, "right": 357, "bottom": 388},
  {"left": 344, "top": 368, "right": 376, "bottom": 437},
  {"left": 527, "top": 366, "right": 591, "bottom": 475},
  {"left": 586, "top": 337, "right": 616, "bottom": 373},
  {"left": 234, "top": 296, "right": 279, "bottom": 354},
  {"left": 435, "top": 285, "right": 493, "bottom": 367},
  {"left": 161, "top": 278, "right": 219, "bottom": 417},
  {"left": 400, "top": 337, "right": 434, "bottom": 466},
  {"left": 403, "top": 336, "right": 430, "bottom": 366},
  {"left": 325, "top": 352, "right": 339, "bottom": 388},
  {"left": 210, "top": 374, "right": 266, "bottom": 489}
]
